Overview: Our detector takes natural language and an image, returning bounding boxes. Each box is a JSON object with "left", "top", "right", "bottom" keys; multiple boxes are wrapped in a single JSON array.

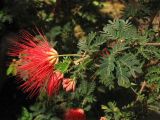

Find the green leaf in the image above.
[
  {"left": 111, "top": 44, "right": 128, "bottom": 55},
  {"left": 84, "top": 105, "right": 91, "bottom": 111},
  {"left": 138, "top": 46, "right": 160, "bottom": 60},
  {"left": 55, "top": 57, "right": 71, "bottom": 73},
  {"left": 97, "top": 55, "right": 115, "bottom": 87},
  {"left": 116, "top": 61, "right": 131, "bottom": 88},
  {"left": 46, "top": 26, "right": 62, "bottom": 40},
  {"left": 18, "top": 107, "right": 32, "bottom": 120},
  {"left": 103, "top": 19, "right": 142, "bottom": 43},
  {"left": 118, "top": 75, "right": 131, "bottom": 88},
  {"left": 6, "top": 63, "right": 17, "bottom": 76},
  {"left": 34, "top": 114, "right": 46, "bottom": 120},
  {"left": 145, "top": 66, "right": 160, "bottom": 92},
  {"left": 101, "top": 105, "right": 110, "bottom": 110},
  {"left": 119, "top": 53, "right": 142, "bottom": 78},
  {"left": 78, "top": 32, "right": 106, "bottom": 54}
]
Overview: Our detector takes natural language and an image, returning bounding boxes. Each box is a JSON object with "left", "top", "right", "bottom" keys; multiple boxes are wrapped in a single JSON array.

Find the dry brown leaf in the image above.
[
  {"left": 99, "top": 1, "right": 125, "bottom": 19},
  {"left": 152, "top": 11, "right": 160, "bottom": 33},
  {"left": 74, "top": 25, "right": 86, "bottom": 39}
]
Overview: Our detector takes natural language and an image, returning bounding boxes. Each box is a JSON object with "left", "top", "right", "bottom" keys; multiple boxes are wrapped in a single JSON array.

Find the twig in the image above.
[
  {"left": 135, "top": 81, "right": 147, "bottom": 102},
  {"left": 139, "top": 81, "right": 147, "bottom": 94},
  {"left": 144, "top": 42, "right": 160, "bottom": 46},
  {"left": 73, "top": 55, "right": 90, "bottom": 65}
]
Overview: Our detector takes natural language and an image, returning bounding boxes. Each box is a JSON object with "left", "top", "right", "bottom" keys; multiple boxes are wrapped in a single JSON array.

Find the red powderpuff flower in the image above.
[
  {"left": 47, "top": 71, "right": 64, "bottom": 96},
  {"left": 64, "top": 108, "right": 86, "bottom": 120},
  {"left": 9, "top": 30, "right": 63, "bottom": 97}
]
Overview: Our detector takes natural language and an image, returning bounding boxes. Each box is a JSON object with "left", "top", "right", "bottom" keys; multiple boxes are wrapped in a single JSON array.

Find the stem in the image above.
[
  {"left": 73, "top": 55, "right": 90, "bottom": 65},
  {"left": 49, "top": 54, "right": 83, "bottom": 58},
  {"left": 131, "top": 87, "right": 138, "bottom": 95},
  {"left": 139, "top": 81, "right": 146, "bottom": 94},
  {"left": 144, "top": 42, "right": 160, "bottom": 46},
  {"left": 58, "top": 54, "right": 83, "bottom": 57},
  {"left": 134, "top": 81, "right": 146, "bottom": 102},
  {"left": 48, "top": 54, "right": 83, "bottom": 61}
]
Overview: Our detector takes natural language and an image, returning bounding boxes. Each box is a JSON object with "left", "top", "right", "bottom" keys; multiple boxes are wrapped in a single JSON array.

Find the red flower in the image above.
[
  {"left": 64, "top": 108, "right": 86, "bottom": 120},
  {"left": 9, "top": 30, "right": 62, "bottom": 97},
  {"left": 62, "top": 78, "right": 76, "bottom": 92},
  {"left": 47, "top": 71, "right": 64, "bottom": 96}
]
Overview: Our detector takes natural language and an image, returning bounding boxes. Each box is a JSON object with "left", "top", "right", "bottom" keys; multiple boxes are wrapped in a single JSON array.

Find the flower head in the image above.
[
  {"left": 64, "top": 108, "right": 86, "bottom": 120},
  {"left": 62, "top": 78, "right": 76, "bottom": 92},
  {"left": 47, "top": 71, "right": 63, "bottom": 96},
  {"left": 9, "top": 30, "right": 62, "bottom": 97}
]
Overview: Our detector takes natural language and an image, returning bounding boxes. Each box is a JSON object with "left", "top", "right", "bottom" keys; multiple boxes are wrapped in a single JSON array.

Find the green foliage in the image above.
[
  {"left": 102, "top": 102, "right": 123, "bottom": 120},
  {"left": 72, "top": 80, "right": 96, "bottom": 111},
  {"left": 101, "top": 101, "right": 134, "bottom": 120},
  {"left": 18, "top": 107, "right": 32, "bottom": 120},
  {"left": 118, "top": 53, "right": 142, "bottom": 78},
  {"left": 138, "top": 46, "right": 160, "bottom": 60},
  {"left": 145, "top": 66, "right": 160, "bottom": 92},
  {"left": 46, "top": 26, "right": 62, "bottom": 41},
  {"left": 55, "top": 57, "right": 71, "bottom": 73},
  {"left": 97, "top": 54, "right": 115, "bottom": 89},
  {"left": 97, "top": 44, "right": 142, "bottom": 88},
  {"left": 71, "top": 56, "right": 92, "bottom": 79},
  {"left": 0, "top": 10, "right": 12, "bottom": 24},
  {"left": 103, "top": 19, "right": 139, "bottom": 42},
  {"left": 6, "top": 61, "right": 17, "bottom": 76},
  {"left": 19, "top": 97, "right": 62, "bottom": 120},
  {"left": 0, "top": 10, "right": 12, "bottom": 33},
  {"left": 124, "top": 3, "right": 150, "bottom": 18},
  {"left": 116, "top": 61, "right": 131, "bottom": 88},
  {"left": 77, "top": 11, "right": 97, "bottom": 23},
  {"left": 78, "top": 32, "right": 106, "bottom": 54}
]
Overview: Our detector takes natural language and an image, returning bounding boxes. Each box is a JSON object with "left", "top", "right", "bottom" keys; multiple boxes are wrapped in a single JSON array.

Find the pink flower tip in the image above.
[{"left": 62, "top": 78, "right": 76, "bottom": 92}]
